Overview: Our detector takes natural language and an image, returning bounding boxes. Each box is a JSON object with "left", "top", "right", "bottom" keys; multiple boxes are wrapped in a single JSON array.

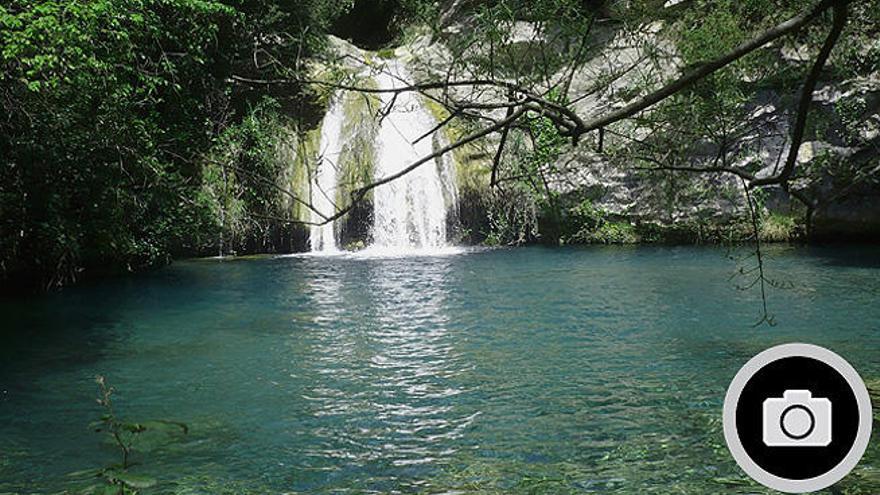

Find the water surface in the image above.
[{"left": 1, "top": 245, "right": 878, "bottom": 493}]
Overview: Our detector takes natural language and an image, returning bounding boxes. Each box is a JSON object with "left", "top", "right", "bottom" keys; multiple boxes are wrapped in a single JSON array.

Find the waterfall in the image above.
[
  {"left": 369, "top": 61, "right": 458, "bottom": 253},
  {"left": 308, "top": 58, "right": 458, "bottom": 255},
  {"left": 310, "top": 95, "right": 344, "bottom": 252}
]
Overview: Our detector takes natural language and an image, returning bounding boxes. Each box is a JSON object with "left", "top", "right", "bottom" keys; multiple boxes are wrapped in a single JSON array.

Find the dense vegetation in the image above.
[
  {"left": 2, "top": 0, "right": 878, "bottom": 292},
  {"left": 0, "top": 0, "right": 352, "bottom": 290}
]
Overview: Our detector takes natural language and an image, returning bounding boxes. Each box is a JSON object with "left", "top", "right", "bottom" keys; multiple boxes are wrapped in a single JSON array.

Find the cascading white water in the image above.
[
  {"left": 309, "top": 95, "right": 345, "bottom": 252},
  {"left": 369, "top": 61, "right": 458, "bottom": 253},
  {"left": 307, "top": 57, "right": 458, "bottom": 255}
]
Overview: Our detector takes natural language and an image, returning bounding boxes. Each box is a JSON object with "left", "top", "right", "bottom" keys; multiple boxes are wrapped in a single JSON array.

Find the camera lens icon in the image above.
[{"left": 763, "top": 390, "right": 831, "bottom": 447}]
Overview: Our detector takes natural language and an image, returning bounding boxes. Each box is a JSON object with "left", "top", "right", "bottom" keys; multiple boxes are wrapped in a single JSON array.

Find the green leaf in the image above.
[
  {"left": 66, "top": 467, "right": 102, "bottom": 479},
  {"left": 119, "top": 422, "right": 147, "bottom": 433},
  {"left": 139, "top": 419, "right": 189, "bottom": 434},
  {"left": 105, "top": 470, "right": 157, "bottom": 489}
]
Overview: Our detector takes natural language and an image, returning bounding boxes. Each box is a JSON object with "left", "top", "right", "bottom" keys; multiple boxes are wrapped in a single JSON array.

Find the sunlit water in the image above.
[{"left": 1, "top": 246, "right": 878, "bottom": 494}]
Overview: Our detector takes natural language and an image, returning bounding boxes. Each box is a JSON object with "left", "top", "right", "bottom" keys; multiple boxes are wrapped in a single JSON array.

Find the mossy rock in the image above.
[
  {"left": 290, "top": 126, "right": 322, "bottom": 224},
  {"left": 421, "top": 97, "right": 493, "bottom": 193},
  {"left": 337, "top": 85, "right": 381, "bottom": 205},
  {"left": 343, "top": 240, "right": 367, "bottom": 251}
]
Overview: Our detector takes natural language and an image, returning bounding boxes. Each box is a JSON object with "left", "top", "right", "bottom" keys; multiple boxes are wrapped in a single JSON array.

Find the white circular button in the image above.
[{"left": 781, "top": 405, "right": 814, "bottom": 439}]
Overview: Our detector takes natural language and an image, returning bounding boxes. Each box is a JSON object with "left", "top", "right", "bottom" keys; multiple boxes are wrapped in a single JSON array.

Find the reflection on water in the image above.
[
  {"left": 0, "top": 245, "right": 878, "bottom": 493},
  {"left": 299, "top": 256, "right": 476, "bottom": 486}
]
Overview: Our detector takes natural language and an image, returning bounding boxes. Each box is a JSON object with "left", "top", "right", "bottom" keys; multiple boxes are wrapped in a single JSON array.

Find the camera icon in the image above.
[{"left": 763, "top": 390, "right": 832, "bottom": 447}]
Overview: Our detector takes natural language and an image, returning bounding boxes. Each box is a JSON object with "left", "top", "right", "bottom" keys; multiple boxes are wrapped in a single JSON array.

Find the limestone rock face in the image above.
[
  {"left": 547, "top": 147, "right": 743, "bottom": 224},
  {"left": 796, "top": 77, "right": 880, "bottom": 239}
]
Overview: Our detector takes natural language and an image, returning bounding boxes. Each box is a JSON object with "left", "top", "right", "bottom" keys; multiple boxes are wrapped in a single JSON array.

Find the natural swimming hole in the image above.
[{"left": 1, "top": 245, "right": 878, "bottom": 493}]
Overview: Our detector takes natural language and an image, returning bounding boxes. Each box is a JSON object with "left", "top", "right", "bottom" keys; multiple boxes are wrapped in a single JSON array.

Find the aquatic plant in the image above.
[{"left": 67, "top": 376, "right": 188, "bottom": 495}]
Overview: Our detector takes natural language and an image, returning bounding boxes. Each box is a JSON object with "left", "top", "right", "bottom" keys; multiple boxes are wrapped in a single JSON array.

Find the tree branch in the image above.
[
  {"left": 569, "top": 0, "right": 847, "bottom": 137},
  {"left": 751, "top": 1, "right": 848, "bottom": 187},
  {"left": 352, "top": 107, "right": 529, "bottom": 199},
  {"left": 491, "top": 104, "right": 515, "bottom": 188},
  {"left": 303, "top": 106, "right": 529, "bottom": 226}
]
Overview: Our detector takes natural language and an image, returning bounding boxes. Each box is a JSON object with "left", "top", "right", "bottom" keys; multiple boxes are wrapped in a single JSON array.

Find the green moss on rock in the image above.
[
  {"left": 336, "top": 82, "right": 381, "bottom": 207},
  {"left": 421, "top": 97, "right": 493, "bottom": 194},
  {"left": 291, "top": 126, "right": 323, "bottom": 223}
]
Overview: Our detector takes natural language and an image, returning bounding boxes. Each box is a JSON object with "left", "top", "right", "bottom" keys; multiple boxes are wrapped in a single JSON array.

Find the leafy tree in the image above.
[
  {"left": 0, "top": 0, "right": 353, "bottom": 290},
  {"left": 0, "top": 0, "right": 237, "bottom": 288}
]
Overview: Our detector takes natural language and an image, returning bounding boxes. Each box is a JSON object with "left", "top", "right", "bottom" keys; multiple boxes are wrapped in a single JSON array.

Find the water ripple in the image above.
[{"left": 0, "top": 246, "right": 878, "bottom": 493}]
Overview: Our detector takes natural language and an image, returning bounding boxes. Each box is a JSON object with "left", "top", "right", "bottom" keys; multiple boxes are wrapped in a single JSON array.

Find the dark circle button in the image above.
[{"left": 723, "top": 343, "right": 873, "bottom": 493}]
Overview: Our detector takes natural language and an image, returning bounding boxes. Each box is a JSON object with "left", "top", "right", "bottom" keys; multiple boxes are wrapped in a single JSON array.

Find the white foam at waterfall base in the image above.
[
  {"left": 309, "top": 95, "right": 344, "bottom": 253},
  {"left": 363, "top": 61, "right": 459, "bottom": 256}
]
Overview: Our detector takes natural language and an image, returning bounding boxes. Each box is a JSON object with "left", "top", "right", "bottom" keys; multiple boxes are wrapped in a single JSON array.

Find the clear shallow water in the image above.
[{"left": 1, "top": 245, "right": 878, "bottom": 494}]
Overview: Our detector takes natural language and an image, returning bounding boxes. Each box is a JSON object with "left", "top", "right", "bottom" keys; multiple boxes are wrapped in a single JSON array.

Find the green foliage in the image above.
[
  {"left": 201, "top": 100, "right": 305, "bottom": 255},
  {"left": 835, "top": 94, "right": 869, "bottom": 145},
  {"left": 481, "top": 89, "right": 571, "bottom": 246},
  {"left": 525, "top": 112, "right": 567, "bottom": 177},
  {"left": 524, "top": 92, "right": 568, "bottom": 181},
  {"left": 759, "top": 212, "right": 799, "bottom": 242},
  {"left": 588, "top": 221, "right": 639, "bottom": 244},
  {"left": 0, "top": 0, "right": 236, "bottom": 288},
  {"left": 835, "top": 0, "right": 880, "bottom": 78},
  {"left": 2, "top": 0, "right": 878, "bottom": 291},
  {"left": 222, "top": 0, "right": 353, "bottom": 76},
  {"left": 0, "top": 0, "right": 353, "bottom": 290},
  {"left": 483, "top": 189, "right": 539, "bottom": 246},
  {"left": 560, "top": 199, "right": 605, "bottom": 242},
  {"left": 559, "top": 199, "right": 639, "bottom": 244}
]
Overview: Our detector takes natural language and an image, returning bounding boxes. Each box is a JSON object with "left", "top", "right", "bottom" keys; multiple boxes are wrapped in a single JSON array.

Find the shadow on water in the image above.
[
  {"left": 0, "top": 293, "right": 122, "bottom": 387},
  {"left": 0, "top": 261, "right": 210, "bottom": 375},
  {"left": 796, "top": 243, "right": 880, "bottom": 268}
]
